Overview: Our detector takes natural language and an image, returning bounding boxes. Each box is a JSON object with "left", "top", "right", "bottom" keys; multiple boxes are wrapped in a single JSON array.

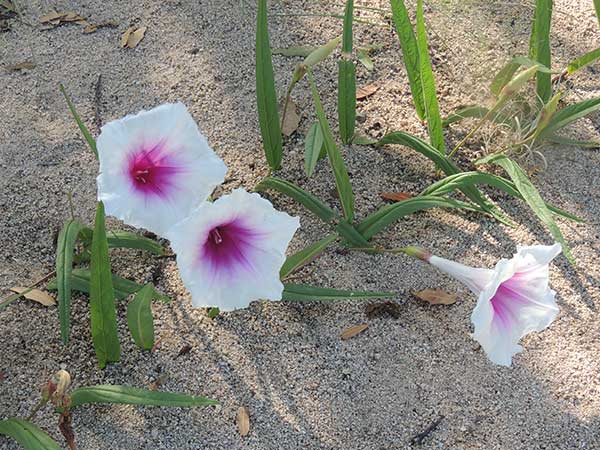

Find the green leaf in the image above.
[
  {"left": 490, "top": 56, "right": 543, "bottom": 96},
  {"left": 126, "top": 284, "right": 155, "bottom": 350},
  {"left": 255, "top": 176, "right": 336, "bottom": 223},
  {"left": 357, "top": 49, "right": 373, "bottom": 71},
  {"left": 59, "top": 84, "right": 98, "bottom": 159},
  {"left": 256, "top": 0, "right": 283, "bottom": 170},
  {"left": 376, "top": 131, "right": 511, "bottom": 225},
  {"left": 308, "top": 71, "right": 355, "bottom": 221},
  {"left": 531, "top": 0, "right": 553, "bottom": 103},
  {"left": 477, "top": 154, "right": 573, "bottom": 264},
  {"left": 303, "top": 36, "right": 341, "bottom": 68},
  {"left": 338, "top": 60, "right": 357, "bottom": 145},
  {"left": 595, "top": 0, "right": 600, "bottom": 27},
  {"left": 389, "top": 0, "right": 426, "bottom": 120},
  {"left": 272, "top": 46, "right": 316, "bottom": 57},
  {"left": 341, "top": 0, "right": 354, "bottom": 54},
  {"left": 416, "top": 0, "right": 445, "bottom": 155},
  {"left": 56, "top": 220, "right": 86, "bottom": 344},
  {"left": 89, "top": 202, "right": 121, "bottom": 368},
  {"left": 0, "top": 418, "right": 62, "bottom": 450},
  {"left": 357, "top": 196, "right": 479, "bottom": 240},
  {"left": 106, "top": 231, "right": 164, "bottom": 254},
  {"left": 281, "top": 284, "right": 394, "bottom": 301},
  {"left": 545, "top": 134, "right": 600, "bottom": 148},
  {"left": 280, "top": 234, "right": 338, "bottom": 279},
  {"left": 335, "top": 220, "right": 370, "bottom": 247},
  {"left": 537, "top": 97, "right": 600, "bottom": 139},
  {"left": 567, "top": 47, "right": 600, "bottom": 75},
  {"left": 442, "top": 105, "right": 490, "bottom": 127},
  {"left": 304, "top": 122, "right": 325, "bottom": 177},
  {"left": 69, "top": 385, "right": 218, "bottom": 408},
  {"left": 207, "top": 307, "right": 220, "bottom": 318}
]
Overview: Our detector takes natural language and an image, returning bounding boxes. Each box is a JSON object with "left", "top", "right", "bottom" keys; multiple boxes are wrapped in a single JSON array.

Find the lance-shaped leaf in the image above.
[
  {"left": 0, "top": 418, "right": 62, "bottom": 450},
  {"left": 126, "top": 284, "right": 155, "bottom": 350},
  {"left": 282, "top": 284, "right": 394, "bottom": 301},
  {"left": 69, "top": 385, "right": 218, "bottom": 408},
  {"left": 545, "top": 134, "right": 600, "bottom": 148},
  {"left": 280, "top": 234, "right": 338, "bottom": 279},
  {"left": 59, "top": 83, "right": 98, "bottom": 159},
  {"left": 567, "top": 47, "right": 600, "bottom": 75},
  {"left": 256, "top": 0, "right": 282, "bottom": 170},
  {"left": 389, "top": 0, "right": 425, "bottom": 119},
  {"left": 308, "top": 71, "right": 355, "bottom": 221},
  {"left": 490, "top": 56, "right": 545, "bottom": 96},
  {"left": 304, "top": 122, "right": 325, "bottom": 177},
  {"left": 595, "top": 0, "right": 600, "bottom": 27},
  {"left": 56, "top": 220, "right": 86, "bottom": 344},
  {"left": 477, "top": 154, "right": 573, "bottom": 264},
  {"left": 531, "top": 0, "right": 553, "bottom": 103},
  {"left": 338, "top": 0, "right": 356, "bottom": 144},
  {"left": 89, "top": 202, "right": 121, "bottom": 368},
  {"left": 416, "top": 0, "right": 445, "bottom": 155},
  {"left": 530, "top": 92, "right": 561, "bottom": 139},
  {"left": 537, "top": 96, "right": 600, "bottom": 139}
]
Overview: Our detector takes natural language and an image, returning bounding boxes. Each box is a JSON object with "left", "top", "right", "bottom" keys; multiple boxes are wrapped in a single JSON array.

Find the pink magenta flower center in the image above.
[
  {"left": 490, "top": 272, "right": 530, "bottom": 329},
  {"left": 128, "top": 144, "right": 181, "bottom": 198},
  {"left": 201, "top": 220, "right": 261, "bottom": 275}
]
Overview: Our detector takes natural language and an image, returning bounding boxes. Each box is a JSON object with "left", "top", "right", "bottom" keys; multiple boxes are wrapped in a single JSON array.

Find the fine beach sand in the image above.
[{"left": 1, "top": 0, "right": 599, "bottom": 448}]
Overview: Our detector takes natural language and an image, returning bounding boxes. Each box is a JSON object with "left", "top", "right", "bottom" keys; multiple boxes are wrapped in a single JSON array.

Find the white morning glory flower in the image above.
[
  {"left": 423, "top": 243, "right": 562, "bottom": 366},
  {"left": 166, "top": 188, "right": 300, "bottom": 311},
  {"left": 96, "top": 102, "right": 227, "bottom": 237}
]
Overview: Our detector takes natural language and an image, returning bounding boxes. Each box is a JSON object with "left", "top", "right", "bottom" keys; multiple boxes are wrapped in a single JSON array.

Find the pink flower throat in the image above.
[{"left": 128, "top": 144, "right": 182, "bottom": 198}]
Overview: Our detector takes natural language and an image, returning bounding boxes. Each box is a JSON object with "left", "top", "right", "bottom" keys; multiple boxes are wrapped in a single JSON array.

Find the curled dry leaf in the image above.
[
  {"left": 380, "top": 192, "right": 413, "bottom": 202},
  {"left": 3, "top": 61, "right": 35, "bottom": 72},
  {"left": 121, "top": 26, "right": 147, "bottom": 49},
  {"left": 356, "top": 84, "right": 378, "bottom": 100},
  {"left": 237, "top": 406, "right": 250, "bottom": 437},
  {"left": 341, "top": 323, "right": 369, "bottom": 340},
  {"left": 413, "top": 289, "right": 457, "bottom": 305},
  {"left": 9, "top": 287, "right": 56, "bottom": 306},
  {"left": 280, "top": 98, "right": 301, "bottom": 136}
]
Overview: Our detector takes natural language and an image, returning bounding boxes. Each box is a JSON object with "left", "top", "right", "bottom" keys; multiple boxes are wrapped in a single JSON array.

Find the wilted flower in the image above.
[
  {"left": 409, "top": 243, "right": 562, "bottom": 366},
  {"left": 97, "top": 102, "right": 227, "bottom": 236},
  {"left": 167, "top": 188, "right": 300, "bottom": 310}
]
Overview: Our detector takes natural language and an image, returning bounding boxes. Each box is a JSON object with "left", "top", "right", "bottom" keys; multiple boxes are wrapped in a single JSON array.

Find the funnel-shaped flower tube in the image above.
[
  {"left": 97, "top": 103, "right": 227, "bottom": 236},
  {"left": 167, "top": 189, "right": 300, "bottom": 311},
  {"left": 416, "top": 243, "right": 562, "bottom": 366}
]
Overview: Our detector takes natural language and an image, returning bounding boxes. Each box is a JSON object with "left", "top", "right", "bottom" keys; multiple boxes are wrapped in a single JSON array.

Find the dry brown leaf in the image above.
[
  {"left": 3, "top": 61, "right": 35, "bottom": 72},
  {"left": 237, "top": 406, "right": 250, "bottom": 436},
  {"left": 413, "top": 289, "right": 457, "bottom": 305},
  {"left": 341, "top": 323, "right": 368, "bottom": 340},
  {"left": 280, "top": 99, "right": 300, "bottom": 136},
  {"left": 39, "top": 11, "right": 64, "bottom": 23},
  {"left": 83, "top": 23, "right": 97, "bottom": 33},
  {"left": 10, "top": 287, "right": 55, "bottom": 306},
  {"left": 122, "top": 26, "right": 146, "bottom": 49},
  {"left": 380, "top": 191, "right": 412, "bottom": 202},
  {"left": 356, "top": 84, "right": 378, "bottom": 100},
  {"left": 149, "top": 373, "right": 169, "bottom": 391}
]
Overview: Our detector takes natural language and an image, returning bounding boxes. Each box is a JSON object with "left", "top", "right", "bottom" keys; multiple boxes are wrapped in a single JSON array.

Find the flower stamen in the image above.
[{"left": 209, "top": 227, "right": 223, "bottom": 245}]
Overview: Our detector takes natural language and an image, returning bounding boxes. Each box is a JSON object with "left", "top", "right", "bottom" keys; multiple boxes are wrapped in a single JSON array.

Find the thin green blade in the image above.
[
  {"left": 567, "top": 47, "right": 600, "bottom": 75},
  {"left": 126, "top": 284, "right": 155, "bottom": 350},
  {"left": 304, "top": 122, "right": 325, "bottom": 177},
  {"left": 531, "top": 0, "right": 553, "bottom": 103},
  {"left": 338, "top": 0, "right": 356, "bottom": 143},
  {"left": 282, "top": 283, "right": 394, "bottom": 301},
  {"left": 538, "top": 97, "right": 600, "bottom": 139},
  {"left": 0, "top": 418, "right": 62, "bottom": 450},
  {"left": 280, "top": 234, "right": 338, "bottom": 279},
  {"left": 59, "top": 84, "right": 98, "bottom": 159}
]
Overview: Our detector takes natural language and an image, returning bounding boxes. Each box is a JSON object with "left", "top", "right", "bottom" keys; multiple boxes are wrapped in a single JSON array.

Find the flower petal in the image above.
[
  {"left": 428, "top": 255, "right": 494, "bottom": 294},
  {"left": 167, "top": 189, "right": 300, "bottom": 310},
  {"left": 97, "top": 102, "right": 227, "bottom": 236}
]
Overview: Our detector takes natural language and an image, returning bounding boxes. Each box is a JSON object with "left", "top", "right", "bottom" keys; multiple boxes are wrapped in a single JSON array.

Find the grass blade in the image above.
[
  {"left": 282, "top": 284, "right": 394, "bottom": 301},
  {"left": 256, "top": 0, "right": 282, "bottom": 170},
  {"left": 56, "top": 220, "right": 86, "bottom": 344},
  {"left": 308, "top": 71, "right": 355, "bottom": 221},
  {"left": 0, "top": 418, "right": 62, "bottom": 450},
  {"left": 567, "top": 47, "right": 600, "bottom": 75},
  {"left": 546, "top": 134, "right": 600, "bottom": 148},
  {"left": 280, "top": 234, "right": 338, "bottom": 279},
  {"left": 90, "top": 202, "right": 121, "bottom": 368},
  {"left": 106, "top": 231, "right": 165, "bottom": 255},
  {"left": 389, "top": 0, "right": 425, "bottom": 119},
  {"left": 416, "top": 0, "right": 445, "bottom": 155},
  {"left": 69, "top": 385, "right": 217, "bottom": 408},
  {"left": 595, "top": 0, "right": 600, "bottom": 27},
  {"left": 304, "top": 122, "right": 325, "bottom": 177},
  {"left": 126, "top": 284, "right": 155, "bottom": 350},
  {"left": 531, "top": 0, "right": 553, "bottom": 103},
  {"left": 537, "top": 96, "right": 600, "bottom": 139},
  {"left": 59, "top": 84, "right": 98, "bottom": 159},
  {"left": 477, "top": 154, "right": 573, "bottom": 264},
  {"left": 338, "top": 0, "right": 356, "bottom": 143}
]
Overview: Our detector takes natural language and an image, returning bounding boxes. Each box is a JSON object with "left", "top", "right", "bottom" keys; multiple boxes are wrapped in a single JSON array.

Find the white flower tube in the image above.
[
  {"left": 96, "top": 102, "right": 227, "bottom": 236},
  {"left": 167, "top": 189, "right": 300, "bottom": 311}
]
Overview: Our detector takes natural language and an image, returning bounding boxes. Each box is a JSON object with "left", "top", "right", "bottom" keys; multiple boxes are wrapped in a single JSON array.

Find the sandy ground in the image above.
[{"left": 1, "top": 0, "right": 600, "bottom": 449}]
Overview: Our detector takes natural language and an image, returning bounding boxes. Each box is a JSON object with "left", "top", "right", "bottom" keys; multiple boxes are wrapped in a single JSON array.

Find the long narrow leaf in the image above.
[
  {"left": 538, "top": 97, "right": 600, "bottom": 139},
  {"left": 304, "top": 122, "right": 325, "bottom": 177},
  {"left": 531, "top": 0, "right": 553, "bottom": 103},
  {"left": 490, "top": 56, "right": 543, "bottom": 96},
  {"left": 308, "top": 71, "right": 355, "bottom": 221},
  {"left": 106, "top": 231, "right": 165, "bottom": 255},
  {"left": 69, "top": 385, "right": 217, "bottom": 408},
  {"left": 90, "top": 202, "right": 121, "bottom": 368},
  {"left": 280, "top": 234, "right": 337, "bottom": 279},
  {"left": 0, "top": 418, "right": 62, "bottom": 450},
  {"left": 567, "top": 47, "right": 600, "bottom": 75},
  {"left": 59, "top": 84, "right": 98, "bottom": 159},
  {"left": 546, "top": 134, "right": 600, "bottom": 148},
  {"left": 282, "top": 284, "right": 394, "bottom": 301},
  {"left": 477, "top": 155, "right": 573, "bottom": 264},
  {"left": 127, "top": 284, "right": 155, "bottom": 350},
  {"left": 56, "top": 220, "right": 86, "bottom": 344},
  {"left": 338, "top": 0, "right": 356, "bottom": 143},
  {"left": 256, "top": 0, "right": 282, "bottom": 170},
  {"left": 416, "top": 0, "right": 445, "bottom": 154},
  {"left": 594, "top": 0, "right": 600, "bottom": 27},
  {"left": 389, "top": 0, "right": 426, "bottom": 119}
]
